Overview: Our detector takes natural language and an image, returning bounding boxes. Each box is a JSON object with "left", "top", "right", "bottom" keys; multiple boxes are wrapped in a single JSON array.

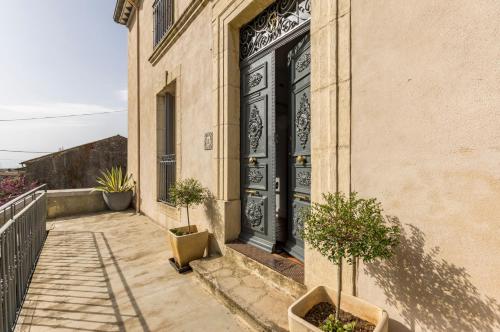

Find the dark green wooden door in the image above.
[
  {"left": 284, "top": 35, "right": 311, "bottom": 261},
  {"left": 240, "top": 51, "right": 276, "bottom": 252}
]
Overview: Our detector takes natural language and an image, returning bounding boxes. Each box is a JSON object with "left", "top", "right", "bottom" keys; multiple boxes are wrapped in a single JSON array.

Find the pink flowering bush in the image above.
[{"left": 0, "top": 176, "right": 38, "bottom": 206}]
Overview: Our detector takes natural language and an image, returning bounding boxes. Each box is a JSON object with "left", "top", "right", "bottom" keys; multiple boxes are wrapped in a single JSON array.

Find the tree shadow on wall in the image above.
[
  {"left": 203, "top": 192, "right": 223, "bottom": 255},
  {"left": 365, "top": 217, "right": 500, "bottom": 332}
]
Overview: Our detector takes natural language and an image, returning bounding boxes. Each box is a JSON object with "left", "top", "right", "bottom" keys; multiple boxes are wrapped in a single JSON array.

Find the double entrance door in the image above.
[{"left": 240, "top": 33, "right": 311, "bottom": 261}]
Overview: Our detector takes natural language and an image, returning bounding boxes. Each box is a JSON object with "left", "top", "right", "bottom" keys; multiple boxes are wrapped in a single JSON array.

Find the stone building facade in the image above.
[
  {"left": 22, "top": 135, "right": 127, "bottom": 189},
  {"left": 114, "top": 1, "right": 500, "bottom": 331}
]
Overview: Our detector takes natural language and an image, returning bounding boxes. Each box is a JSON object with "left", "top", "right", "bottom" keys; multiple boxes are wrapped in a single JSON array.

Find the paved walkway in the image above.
[{"left": 16, "top": 212, "right": 251, "bottom": 332}]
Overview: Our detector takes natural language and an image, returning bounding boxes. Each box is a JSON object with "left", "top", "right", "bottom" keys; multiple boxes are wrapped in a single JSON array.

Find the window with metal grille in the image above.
[
  {"left": 153, "top": 0, "right": 174, "bottom": 47},
  {"left": 158, "top": 94, "right": 176, "bottom": 204}
]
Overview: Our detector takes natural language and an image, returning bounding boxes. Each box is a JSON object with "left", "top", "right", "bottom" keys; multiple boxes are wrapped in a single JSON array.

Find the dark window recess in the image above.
[
  {"left": 159, "top": 94, "right": 176, "bottom": 204},
  {"left": 153, "top": 0, "right": 174, "bottom": 47}
]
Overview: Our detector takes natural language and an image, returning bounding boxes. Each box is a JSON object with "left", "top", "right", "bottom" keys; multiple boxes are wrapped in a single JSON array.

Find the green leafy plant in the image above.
[
  {"left": 169, "top": 178, "right": 208, "bottom": 234},
  {"left": 94, "top": 166, "right": 134, "bottom": 193},
  {"left": 301, "top": 192, "right": 400, "bottom": 322},
  {"left": 320, "top": 314, "right": 356, "bottom": 332}
]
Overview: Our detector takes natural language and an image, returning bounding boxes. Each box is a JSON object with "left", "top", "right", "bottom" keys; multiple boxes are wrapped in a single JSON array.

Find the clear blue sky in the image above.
[{"left": 0, "top": 0, "right": 127, "bottom": 168}]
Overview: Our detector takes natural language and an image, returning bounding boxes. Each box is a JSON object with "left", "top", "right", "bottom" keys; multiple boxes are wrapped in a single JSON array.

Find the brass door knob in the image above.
[
  {"left": 249, "top": 157, "right": 257, "bottom": 165},
  {"left": 296, "top": 155, "right": 306, "bottom": 165}
]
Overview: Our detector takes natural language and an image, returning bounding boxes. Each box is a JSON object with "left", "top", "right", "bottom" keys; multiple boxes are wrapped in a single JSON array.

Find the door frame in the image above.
[
  {"left": 238, "top": 22, "right": 311, "bottom": 253},
  {"left": 212, "top": 0, "right": 352, "bottom": 289}
]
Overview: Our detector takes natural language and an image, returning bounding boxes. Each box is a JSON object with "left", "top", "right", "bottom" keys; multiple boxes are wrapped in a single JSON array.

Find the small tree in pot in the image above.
[
  {"left": 94, "top": 166, "right": 134, "bottom": 211},
  {"left": 289, "top": 192, "right": 400, "bottom": 332},
  {"left": 169, "top": 178, "right": 208, "bottom": 234},
  {"left": 168, "top": 178, "right": 209, "bottom": 269}
]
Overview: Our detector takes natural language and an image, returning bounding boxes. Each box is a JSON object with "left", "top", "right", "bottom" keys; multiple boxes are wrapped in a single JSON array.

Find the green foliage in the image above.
[
  {"left": 170, "top": 228, "right": 186, "bottom": 236},
  {"left": 168, "top": 178, "right": 208, "bottom": 231},
  {"left": 301, "top": 192, "right": 400, "bottom": 266},
  {"left": 94, "top": 167, "right": 133, "bottom": 193},
  {"left": 168, "top": 178, "right": 208, "bottom": 208},
  {"left": 320, "top": 315, "right": 356, "bottom": 332}
]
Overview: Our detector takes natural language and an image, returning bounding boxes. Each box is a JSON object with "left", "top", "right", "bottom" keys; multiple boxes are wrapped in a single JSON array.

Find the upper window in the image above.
[{"left": 153, "top": 0, "right": 174, "bottom": 47}]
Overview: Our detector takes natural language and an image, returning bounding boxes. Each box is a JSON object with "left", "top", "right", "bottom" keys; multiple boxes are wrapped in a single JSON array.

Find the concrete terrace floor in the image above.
[{"left": 16, "top": 211, "right": 251, "bottom": 332}]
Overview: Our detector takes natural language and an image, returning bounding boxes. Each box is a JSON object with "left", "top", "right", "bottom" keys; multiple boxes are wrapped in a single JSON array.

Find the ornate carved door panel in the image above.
[
  {"left": 240, "top": 52, "right": 277, "bottom": 252},
  {"left": 239, "top": 0, "right": 311, "bottom": 256},
  {"left": 284, "top": 34, "right": 311, "bottom": 261}
]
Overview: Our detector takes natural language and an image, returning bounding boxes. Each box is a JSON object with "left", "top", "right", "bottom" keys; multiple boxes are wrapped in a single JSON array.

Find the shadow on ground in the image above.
[
  {"left": 365, "top": 217, "right": 500, "bottom": 332},
  {"left": 18, "top": 230, "right": 150, "bottom": 332}
]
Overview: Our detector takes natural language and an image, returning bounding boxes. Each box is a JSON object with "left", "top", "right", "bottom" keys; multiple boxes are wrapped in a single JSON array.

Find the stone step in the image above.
[
  {"left": 190, "top": 255, "right": 301, "bottom": 332},
  {"left": 225, "top": 244, "right": 307, "bottom": 299}
]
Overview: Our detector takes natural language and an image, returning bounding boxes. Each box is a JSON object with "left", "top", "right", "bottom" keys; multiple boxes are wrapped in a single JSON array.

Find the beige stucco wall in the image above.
[
  {"left": 125, "top": 0, "right": 500, "bottom": 330},
  {"left": 127, "top": 1, "right": 217, "bottom": 250},
  {"left": 127, "top": 11, "right": 139, "bottom": 210},
  {"left": 351, "top": 1, "right": 500, "bottom": 331}
]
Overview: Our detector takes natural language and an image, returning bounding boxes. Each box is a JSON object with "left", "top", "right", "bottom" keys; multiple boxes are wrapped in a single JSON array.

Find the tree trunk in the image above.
[
  {"left": 336, "top": 260, "right": 342, "bottom": 321},
  {"left": 186, "top": 205, "right": 191, "bottom": 233}
]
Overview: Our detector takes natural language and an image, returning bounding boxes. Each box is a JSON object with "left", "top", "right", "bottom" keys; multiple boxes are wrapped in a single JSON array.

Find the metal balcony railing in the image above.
[
  {"left": 158, "top": 154, "right": 176, "bottom": 204},
  {"left": 153, "top": 0, "right": 174, "bottom": 47},
  {"left": 0, "top": 184, "right": 47, "bottom": 331}
]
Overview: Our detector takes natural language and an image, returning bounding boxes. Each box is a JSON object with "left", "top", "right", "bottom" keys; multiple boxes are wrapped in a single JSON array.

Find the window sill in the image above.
[{"left": 157, "top": 200, "right": 179, "bottom": 219}]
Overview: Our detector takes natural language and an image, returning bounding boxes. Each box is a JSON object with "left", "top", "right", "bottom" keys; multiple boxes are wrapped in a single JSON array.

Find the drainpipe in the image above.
[{"left": 130, "top": 0, "right": 141, "bottom": 214}]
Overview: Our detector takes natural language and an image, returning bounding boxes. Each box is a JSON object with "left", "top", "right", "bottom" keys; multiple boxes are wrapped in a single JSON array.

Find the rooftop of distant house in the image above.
[{"left": 21, "top": 135, "right": 127, "bottom": 165}]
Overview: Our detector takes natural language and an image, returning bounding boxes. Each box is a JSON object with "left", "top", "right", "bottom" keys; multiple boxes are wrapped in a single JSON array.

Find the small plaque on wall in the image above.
[{"left": 204, "top": 132, "right": 213, "bottom": 150}]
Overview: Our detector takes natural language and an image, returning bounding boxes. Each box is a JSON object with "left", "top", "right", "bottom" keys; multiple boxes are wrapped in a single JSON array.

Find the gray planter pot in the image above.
[{"left": 102, "top": 191, "right": 133, "bottom": 211}]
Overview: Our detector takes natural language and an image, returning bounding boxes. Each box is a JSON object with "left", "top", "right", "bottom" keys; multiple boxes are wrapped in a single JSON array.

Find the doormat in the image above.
[{"left": 227, "top": 241, "right": 304, "bottom": 283}]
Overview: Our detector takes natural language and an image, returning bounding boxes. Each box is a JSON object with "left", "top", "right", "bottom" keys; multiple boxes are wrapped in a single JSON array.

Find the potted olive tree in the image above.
[
  {"left": 94, "top": 166, "right": 134, "bottom": 211},
  {"left": 288, "top": 192, "right": 400, "bottom": 332},
  {"left": 168, "top": 178, "right": 209, "bottom": 271}
]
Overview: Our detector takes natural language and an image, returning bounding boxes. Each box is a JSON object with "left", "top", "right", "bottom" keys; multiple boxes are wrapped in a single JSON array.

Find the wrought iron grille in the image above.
[
  {"left": 240, "top": 0, "right": 311, "bottom": 60},
  {"left": 153, "top": 0, "right": 174, "bottom": 47},
  {"left": 0, "top": 184, "right": 47, "bottom": 331},
  {"left": 158, "top": 154, "right": 176, "bottom": 204}
]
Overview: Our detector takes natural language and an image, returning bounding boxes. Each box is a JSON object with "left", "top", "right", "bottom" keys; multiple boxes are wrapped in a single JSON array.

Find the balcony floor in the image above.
[{"left": 15, "top": 211, "right": 251, "bottom": 332}]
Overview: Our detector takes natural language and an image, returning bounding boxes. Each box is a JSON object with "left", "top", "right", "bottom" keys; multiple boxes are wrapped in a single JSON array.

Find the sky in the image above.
[{"left": 0, "top": 0, "right": 127, "bottom": 168}]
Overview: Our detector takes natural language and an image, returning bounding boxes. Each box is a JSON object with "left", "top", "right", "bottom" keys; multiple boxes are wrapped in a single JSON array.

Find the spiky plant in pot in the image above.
[
  {"left": 94, "top": 166, "right": 134, "bottom": 211},
  {"left": 94, "top": 166, "right": 134, "bottom": 193}
]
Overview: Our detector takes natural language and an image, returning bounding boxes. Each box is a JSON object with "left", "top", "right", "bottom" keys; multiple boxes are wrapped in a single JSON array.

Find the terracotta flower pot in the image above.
[
  {"left": 288, "top": 286, "right": 389, "bottom": 332},
  {"left": 168, "top": 225, "right": 208, "bottom": 268}
]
